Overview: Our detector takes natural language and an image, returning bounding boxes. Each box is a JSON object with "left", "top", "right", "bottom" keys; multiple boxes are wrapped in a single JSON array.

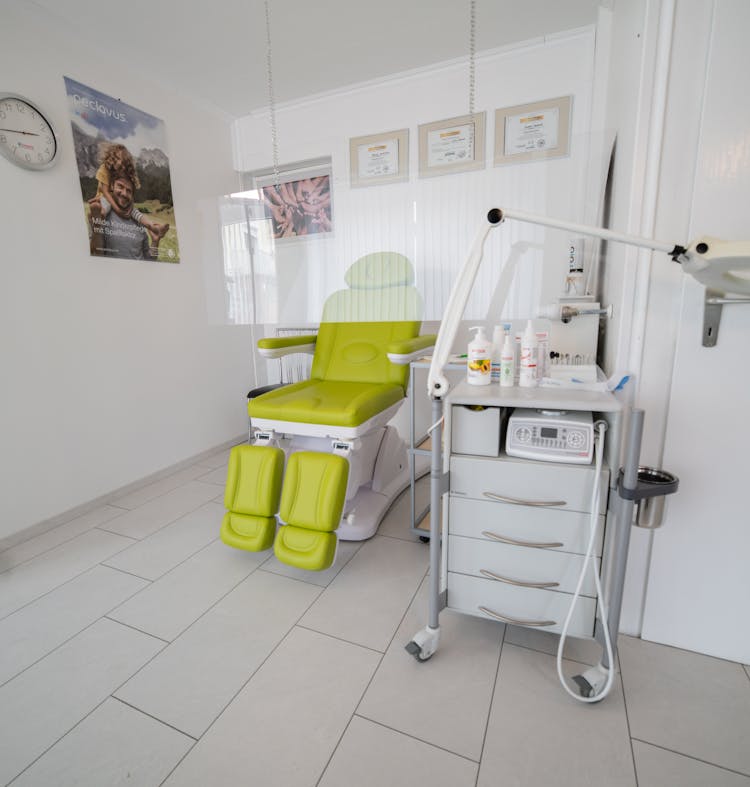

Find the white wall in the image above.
[
  {"left": 0, "top": 1, "right": 250, "bottom": 541},
  {"left": 232, "top": 31, "right": 605, "bottom": 333},
  {"left": 639, "top": 0, "right": 750, "bottom": 663},
  {"left": 601, "top": 0, "right": 749, "bottom": 662}
]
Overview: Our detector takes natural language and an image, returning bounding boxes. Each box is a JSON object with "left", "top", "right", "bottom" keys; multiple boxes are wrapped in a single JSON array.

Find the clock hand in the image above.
[{"left": 0, "top": 129, "right": 40, "bottom": 135}]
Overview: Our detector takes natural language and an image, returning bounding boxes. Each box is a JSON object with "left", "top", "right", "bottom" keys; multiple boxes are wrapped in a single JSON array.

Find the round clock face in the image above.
[{"left": 0, "top": 94, "right": 58, "bottom": 170}]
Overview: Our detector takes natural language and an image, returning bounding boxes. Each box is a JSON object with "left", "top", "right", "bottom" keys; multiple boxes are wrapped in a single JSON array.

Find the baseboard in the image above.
[{"left": 0, "top": 435, "right": 246, "bottom": 553}]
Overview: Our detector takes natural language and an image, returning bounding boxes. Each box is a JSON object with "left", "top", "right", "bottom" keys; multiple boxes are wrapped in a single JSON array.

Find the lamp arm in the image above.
[
  {"left": 427, "top": 219, "right": 494, "bottom": 398},
  {"left": 427, "top": 207, "right": 688, "bottom": 400},
  {"left": 496, "top": 207, "right": 686, "bottom": 259}
]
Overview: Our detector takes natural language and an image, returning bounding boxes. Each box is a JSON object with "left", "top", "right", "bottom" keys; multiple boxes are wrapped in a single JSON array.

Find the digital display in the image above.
[{"left": 540, "top": 427, "right": 557, "bottom": 439}]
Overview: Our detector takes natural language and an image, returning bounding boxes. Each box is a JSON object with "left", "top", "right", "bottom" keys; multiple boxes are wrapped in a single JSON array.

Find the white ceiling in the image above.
[{"left": 32, "top": 0, "right": 602, "bottom": 118}]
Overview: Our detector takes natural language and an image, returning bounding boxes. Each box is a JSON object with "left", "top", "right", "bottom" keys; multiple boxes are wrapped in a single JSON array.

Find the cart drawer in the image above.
[
  {"left": 450, "top": 454, "right": 608, "bottom": 514},
  {"left": 448, "top": 535, "right": 599, "bottom": 597},
  {"left": 448, "top": 496, "right": 605, "bottom": 556},
  {"left": 447, "top": 571, "right": 596, "bottom": 638}
]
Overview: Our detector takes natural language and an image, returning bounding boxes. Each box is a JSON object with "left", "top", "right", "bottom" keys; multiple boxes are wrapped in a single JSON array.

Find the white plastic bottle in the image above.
[
  {"left": 499, "top": 330, "right": 515, "bottom": 387},
  {"left": 490, "top": 325, "right": 504, "bottom": 382},
  {"left": 467, "top": 326, "right": 492, "bottom": 386},
  {"left": 519, "top": 320, "right": 538, "bottom": 388}
]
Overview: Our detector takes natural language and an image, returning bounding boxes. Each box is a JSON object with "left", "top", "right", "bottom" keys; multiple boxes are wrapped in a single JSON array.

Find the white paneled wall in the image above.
[{"left": 231, "top": 30, "right": 606, "bottom": 331}]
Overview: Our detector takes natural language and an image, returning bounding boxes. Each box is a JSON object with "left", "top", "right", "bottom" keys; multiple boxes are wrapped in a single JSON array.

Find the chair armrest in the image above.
[
  {"left": 387, "top": 334, "right": 437, "bottom": 365},
  {"left": 257, "top": 334, "right": 317, "bottom": 359}
]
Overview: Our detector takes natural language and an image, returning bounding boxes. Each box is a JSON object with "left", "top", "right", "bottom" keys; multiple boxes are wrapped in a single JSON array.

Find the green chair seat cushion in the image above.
[
  {"left": 248, "top": 379, "right": 404, "bottom": 428},
  {"left": 273, "top": 525, "right": 337, "bottom": 572},
  {"left": 220, "top": 512, "right": 276, "bottom": 552}
]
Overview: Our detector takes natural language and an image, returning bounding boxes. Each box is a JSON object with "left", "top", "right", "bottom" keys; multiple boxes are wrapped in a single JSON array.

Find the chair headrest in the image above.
[{"left": 345, "top": 252, "right": 415, "bottom": 290}]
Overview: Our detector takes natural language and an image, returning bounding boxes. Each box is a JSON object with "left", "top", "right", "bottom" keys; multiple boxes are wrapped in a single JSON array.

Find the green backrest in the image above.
[
  {"left": 309, "top": 252, "right": 424, "bottom": 389},
  {"left": 310, "top": 321, "right": 421, "bottom": 389}
]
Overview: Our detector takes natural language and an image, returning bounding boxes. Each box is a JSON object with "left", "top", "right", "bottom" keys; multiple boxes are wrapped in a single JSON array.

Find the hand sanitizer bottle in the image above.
[{"left": 467, "top": 326, "right": 492, "bottom": 386}]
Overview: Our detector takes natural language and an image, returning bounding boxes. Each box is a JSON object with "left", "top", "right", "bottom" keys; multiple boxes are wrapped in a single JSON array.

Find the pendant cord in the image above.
[
  {"left": 264, "top": 0, "right": 280, "bottom": 188},
  {"left": 469, "top": 0, "right": 476, "bottom": 120}
]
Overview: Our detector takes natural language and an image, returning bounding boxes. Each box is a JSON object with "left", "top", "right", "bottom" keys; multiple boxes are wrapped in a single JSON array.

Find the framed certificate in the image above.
[
  {"left": 494, "top": 96, "right": 572, "bottom": 165},
  {"left": 349, "top": 128, "right": 409, "bottom": 187},
  {"left": 418, "top": 112, "right": 486, "bottom": 178}
]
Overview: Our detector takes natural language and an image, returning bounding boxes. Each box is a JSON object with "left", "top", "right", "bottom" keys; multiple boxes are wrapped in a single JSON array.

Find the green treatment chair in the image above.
[{"left": 222, "top": 252, "right": 435, "bottom": 569}]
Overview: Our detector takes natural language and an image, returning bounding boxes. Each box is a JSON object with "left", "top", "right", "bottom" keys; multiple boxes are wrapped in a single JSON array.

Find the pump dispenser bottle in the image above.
[
  {"left": 519, "top": 320, "right": 538, "bottom": 388},
  {"left": 490, "top": 325, "right": 504, "bottom": 382},
  {"left": 467, "top": 326, "right": 492, "bottom": 386},
  {"left": 500, "top": 329, "right": 515, "bottom": 387}
]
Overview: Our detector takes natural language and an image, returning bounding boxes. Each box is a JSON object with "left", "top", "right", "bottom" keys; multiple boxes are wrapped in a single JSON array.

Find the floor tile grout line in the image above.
[
  {"left": 475, "top": 622, "right": 507, "bottom": 787},
  {"left": 155, "top": 590, "right": 330, "bottom": 770},
  {"left": 501, "top": 636, "right": 601, "bottom": 669},
  {"left": 316, "top": 712, "right": 360, "bottom": 786},
  {"left": 355, "top": 712, "right": 482, "bottom": 766},
  {"left": 0, "top": 537, "right": 139, "bottom": 625},
  {"left": 630, "top": 737, "right": 750, "bottom": 778},
  {"left": 294, "top": 624, "right": 387, "bottom": 657},
  {"left": 618, "top": 642, "right": 640, "bottom": 787},
  {"left": 0, "top": 615, "right": 171, "bottom": 786},
  {"left": 103, "top": 616, "right": 172, "bottom": 645},
  {"left": 101, "top": 520, "right": 230, "bottom": 583},
  {"left": 99, "top": 562, "right": 158, "bottom": 582},
  {"left": 110, "top": 696, "right": 199, "bottom": 741},
  {"left": 0, "top": 579, "right": 156, "bottom": 690},
  {"left": 0, "top": 512, "right": 130, "bottom": 577},
  {"left": 4, "top": 693, "right": 120, "bottom": 786},
  {"left": 313, "top": 563, "right": 432, "bottom": 784},
  {"left": 94, "top": 492, "right": 224, "bottom": 543},
  {"left": 107, "top": 465, "right": 228, "bottom": 511},
  {"left": 622, "top": 633, "right": 750, "bottom": 669},
  {"left": 0, "top": 457, "right": 230, "bottom": 560},
  {"left": 313, "top": 571, "right": 419, "bottom": 787},
  {"left": 105, "top": 554, "right": 262, "bottom": 652}
]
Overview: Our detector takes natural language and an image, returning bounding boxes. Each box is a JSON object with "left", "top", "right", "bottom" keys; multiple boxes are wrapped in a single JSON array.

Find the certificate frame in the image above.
[
  {"left": 418, "top": 111, "right": 486, "bottom": 178},
  {"left": 494, "top": 95, "right": 572, "bottom": 165},
  {"left": 349, "top": 128, "right": 409, "bottom": 187}
]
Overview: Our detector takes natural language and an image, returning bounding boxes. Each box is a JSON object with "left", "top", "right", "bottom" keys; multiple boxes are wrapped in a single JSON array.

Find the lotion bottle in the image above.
[
  {"left": 519, "top": 320, "right": 538, "bottom": 388},
  {"left": 490, "top": 325, "right": 504, "bottom": 382},
  {"left": 499, "top": 330, "right": 515, "bottom": 387},
  {"left": 467, "top": 326, "right": 492, "bottom": 386}
]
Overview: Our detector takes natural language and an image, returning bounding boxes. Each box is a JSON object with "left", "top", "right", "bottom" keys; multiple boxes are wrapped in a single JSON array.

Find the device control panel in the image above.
[{"left": 506, "top": 408, "right": 593, "bottom": 464}]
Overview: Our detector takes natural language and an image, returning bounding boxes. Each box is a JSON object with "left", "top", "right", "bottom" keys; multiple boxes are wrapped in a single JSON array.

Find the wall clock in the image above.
[{"left": 0, "top": 93, "right": 58, "bottom": 170}]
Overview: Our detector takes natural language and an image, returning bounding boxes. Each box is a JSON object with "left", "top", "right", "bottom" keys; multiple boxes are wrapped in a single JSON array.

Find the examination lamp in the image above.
[{"left": 428, "top": 207, "right": 750, "bottom": 399}]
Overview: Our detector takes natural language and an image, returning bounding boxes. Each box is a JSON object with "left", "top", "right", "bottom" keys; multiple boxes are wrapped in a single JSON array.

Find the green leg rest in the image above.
[
  {"left": 221, "top": 444, "right": 284, "bottom": 552},
  {"left": 273, "top": 451, "right": 349, "bottom": 571}
]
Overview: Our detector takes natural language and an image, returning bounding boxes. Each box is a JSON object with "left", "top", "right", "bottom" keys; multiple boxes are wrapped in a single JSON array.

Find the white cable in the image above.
[
  {"left": 556, "top": 420, "right": 616, "bottom": 702},
  {"left": 426, "top": 415, "right": 444, "bottom": 436}
]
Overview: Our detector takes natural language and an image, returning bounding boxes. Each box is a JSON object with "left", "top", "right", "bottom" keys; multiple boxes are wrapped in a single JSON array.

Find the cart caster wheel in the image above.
[
  {"left": 405, "top": 641, "right": 432, "bottom": 662},
  {"left": 419, "top": 536, "right": 430, "bottom": 543}
]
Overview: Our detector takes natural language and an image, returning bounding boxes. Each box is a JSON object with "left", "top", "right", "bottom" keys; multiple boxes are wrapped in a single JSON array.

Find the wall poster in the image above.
[{"left": 64, "top": 77, "right": 180, "bottom": 263}]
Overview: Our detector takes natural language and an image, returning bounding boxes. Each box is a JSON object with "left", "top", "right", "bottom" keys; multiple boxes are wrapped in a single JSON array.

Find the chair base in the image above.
[{"left": 337, "top": 452, "right": 429, "bottom": 540}]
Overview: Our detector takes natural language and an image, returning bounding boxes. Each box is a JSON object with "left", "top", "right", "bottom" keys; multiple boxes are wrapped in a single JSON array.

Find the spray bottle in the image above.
[
  {"left": 467, "top": 326, "right": 492, "bottom": 386},
  {"left": 519, "top": 320, "right": 538, "bottom": 388}
]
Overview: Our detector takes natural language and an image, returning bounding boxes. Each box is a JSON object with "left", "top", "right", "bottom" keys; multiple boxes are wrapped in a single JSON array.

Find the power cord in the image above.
[{"left": 556, "top": 420, "right": 615, "bottom": 702}]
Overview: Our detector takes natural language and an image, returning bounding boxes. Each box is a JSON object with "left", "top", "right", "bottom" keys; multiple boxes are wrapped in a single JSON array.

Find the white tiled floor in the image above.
[{"left": 1, "top": 449, "right": 749, "bottom": 787}]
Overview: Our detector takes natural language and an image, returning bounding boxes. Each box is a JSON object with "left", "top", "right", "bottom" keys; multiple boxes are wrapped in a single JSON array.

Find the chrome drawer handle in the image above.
[
  {"left": 483, "top": 491, "right": 566, "bottom": 507},
  {"left": 479, "top": 568, "right": 559, "bottom": 589},
  {"left": 481, "top": 530, "right": 564, "bottom": 549},
  {"left": 478, "top": 606, "right": 556, "bottom": 627}
]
